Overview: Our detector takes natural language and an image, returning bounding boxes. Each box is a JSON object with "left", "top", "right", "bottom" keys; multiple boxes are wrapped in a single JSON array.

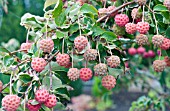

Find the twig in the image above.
[
  {"left": 97, "top": 1, "right": 135, "bottom": 22},
  {"left": 49, "top": 62, "right": 53, "bottom": 90},
  {"left": 48, "top": 50, "right": 60, "bottom": 63},
  {"left": 1, "top": 80, "right": 14, "bottom": 92},
  {"left": 11, "top": 49, "right": 27, "bottom": 54}
]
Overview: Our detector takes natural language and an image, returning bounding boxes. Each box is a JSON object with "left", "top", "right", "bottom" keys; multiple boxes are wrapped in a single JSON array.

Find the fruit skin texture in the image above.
[
  {"left": 128, "top": 48, "right": 137, "bottom": 55},
  {"left": 153, "top": 60, "right": 166, "bottom": 72},
  {"left": 83, "top": 49, "right": 98, "bottom": 61},
  {"left": 2, "top": 95, "right": 20, "bottom": 111},
  {"left": 136, "top": 34, "right": 148, "bottom": 46},
  {"left": 74, "top": 36, "right": 88, "bottom": 52},
  {"left": 135, "top": 0, "right": 147, "bottom": 5},
  {"left": 164, "top": 0, "right": 170, "bottom": 10},
  {"left": 107, "top": 55, "right": 120, "bottom": 68},
  {"left": 143, "top": 52, "right": 149, "bottom": 58},
  {"left": 39, "top": 38, "right": 54, "bottom": 53},
  {"left": 94, "top": 63, "right": 108, "bottom": 76},
  {"left": 152, "top": 35, "right": 164, "bottom": 47},
  {"left": 137, "top": 47, "right": 145, "bottom": 54},
  {"left": 31, "top": 58, "right": 47, "bottom": 72},
  {"left": 56, "top": 53, "right": 70, "bottom": 67},
  {"left": 125, "top": 23, "right": 136, "bottom": 34},
  {"left": 44, "top": 94, "right": 57, "bottom": 108},
  {"left": 0, "top": 80, "right": 3, "bottom": 92},
  {"left": 35, "top": 89, "right": 49, "bottom": 103},
  {"left": 67, "top": 68, "right": 80, "bottom": 81},
  {"left": 20, "top": 42, "right": 32, "bottom": 53},
  {"left": 160, "top": 38, "right": 170, "bottom": 50},
  {"left": 102, "top": 75, "right": 116, "bottom": 90},
  {"left": 114, "top": 14, "right": 129, "bottom": 27},
  {"left": 131, "top": 8, "right": 142, "bottom": 19},
  {"left": 80, "top": 68, "right": 93, "bottom": 81},
  {"left": 136, "top": 22, "right": 150, "bottom": 34},
  {"left": 26, "top": 100, "right": 41, "bottom": 111}
]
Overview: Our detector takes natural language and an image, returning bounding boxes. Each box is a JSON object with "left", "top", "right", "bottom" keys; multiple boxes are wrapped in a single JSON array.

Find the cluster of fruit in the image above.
[{"left": 128, "top": 47, "right": 155, "bottom": 58}]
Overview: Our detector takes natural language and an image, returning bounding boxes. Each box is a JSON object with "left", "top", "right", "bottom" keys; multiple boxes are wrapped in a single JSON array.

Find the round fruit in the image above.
[
  {"left": 148, "top": 50, "right": 155, "bottom": 58},
  {"left": 102, "top": 75, "right": 116, "bottom": 90},
  {"left": 94, "top": 63, "right": 108, "bottom": 76},
  {"left": 39, "top": 38, "right": 54, "bottom": 53},
  {"left": 35, "top": 89, "right": 49, "bottom": 103},
  {"left": 56, "top": 53, "right": 70, "bottom": 67},
  {"left": 136, "top": 34, "right": 148, "bottom": 46},
  {"left": 107, "top": 6, "right": 117, "bottom": 17},
  {"left": 31, "top": 58, "right": 47, "bottom": 72},
  {"left": 98, "top": 8, "right": 107, "bottom": 18},
  {"left": 131, "top": 8, "right": 142, "bottom": 19},
  {"left": 2, "top": 95, "right": 20, "bottom": 111},
  {"left": 164, "top": 0, "right": 170, "bottom": 10},
  {"left": 20, "top": 42, "right": 32, "bottom": 53},
  {"left": 114, "top": 14, "right": 129, "bottom": 27},
  {"left": 44, "top": 94, "right": 57, "bottom": 108},
  {"left": 136, "top": 22, "right": 150, "bottom": 34},
  {"left": 125, "top": 23, "right": 136, "bottom": 34},
  {"left": 0, "top": 81, "right": 3, "bottom": 92},
  {"left": 67, "top": 68, "right": 80, "bottom": 81},
  {"left": 128, "top": 48, "right": 137, "bottom": 55},
  {"left": 153, "top": 60, "right": 166, "bottom": 72},
  {"left": 143, "top": 52, "right": 149, "bottom": 58},
  {"left": 74, "top": 36, "right": 88, "bottom": 52},
  {"left": 160, "top": 38, "right": 170, "bottom": 50},
  {"left": 135, "top": 0, "right": 147, "bottom": 5},
  {"left": 137, "top": 46, "right": 145, "bottom": 54},
  {"left": 152, "top": 35, "right": 164, "bottom": 47},
  {"left": 107, "top": 55, "right": 120, "bottom": 68},
  {"left": 26, "top": 100, "right": 41, "bottom": 111},
  {"left": 112, "top": 24, "right": 125, "bottom": 36},
  {"left": 83, "top": 49, "right": 98, "bottom": 61},
  {"left": 80, "top": 68, "right": 93, "bottom": 81}
]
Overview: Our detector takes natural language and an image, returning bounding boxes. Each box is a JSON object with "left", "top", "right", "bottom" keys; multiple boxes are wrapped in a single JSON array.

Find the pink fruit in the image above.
[
  {"left": 56, "top": 53, "right": 70, "bottom": 67},
  {"left": 44, "top": 94, "right": 57, "bottom": 108},
  {"left": 35, "top": 89, "right": 49, "bottom": 103},
  {"left": 125, "top": 23, "right": 137, "bottom": 34},
  {"left": 80, "top": 68, "right": 93, "bottom": 81},
  {"left": 102, "top": 75, "right": 116, "bottom": 90},
  {"left": 143, "top": 52, "right": 149, "bottom": 58},
  {"left": 137, "top": 47, "right": 145, "bottom": 54},
  {"left": 153, "top": 60, "right": 166, "bottom": 72},
  {"left": 74, "top": 36, "right": 88, "bottom": 52},
  {"left": 148, "top": 50, "right": 155, "bottom": 58},
  {"left": 2, "top": 95, "right": 20, "bottom": 111},
  {"left": 67, "top": 68, "right": 80, "bottom": 81},
  {"left": 107, "top": 55, "right": 120, "bottom": 68},
  {"left": 26, "top": 100, "right": 41, "bottom": 111},
  {"left": 128, "top": 48, "right": 137, "bottom": 55},
  {"left": 0, "top": 81, "right": 3, "bottom": 92},
  {"left": 136, "top": 22, "right": 150, "bottom": 34},
  {"left": 39, "top": 38, "right": 54, "bottom": 53},
  {"left": 20, "top": 42, "right": 32, "bottom": 53},
  {"left": 31, "top": 58, "right": 47, "bottom": 72},
  {"left": 114, "top": 14, "right": 129, "bottom": 27},
  {"left": 160, "top": 38, "right": 170, "bottom": 50}
]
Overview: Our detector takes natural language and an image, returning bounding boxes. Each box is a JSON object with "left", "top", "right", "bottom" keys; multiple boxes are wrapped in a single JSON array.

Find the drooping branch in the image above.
[
  {"left": 48, "top": 50, "right": 59, "bottom": 63},
  {"left": 97, "top": 1, "right": 135, "bottom": 22}
]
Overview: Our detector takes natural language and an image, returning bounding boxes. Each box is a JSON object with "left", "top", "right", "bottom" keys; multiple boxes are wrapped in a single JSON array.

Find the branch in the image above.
[
  {"left": 48, "top": 50, "right": 59, "bottom": 63},
  {"left": 97, "top": 1, "right": 135, "bottom": 22},
  {"left": 1, "top": 80, "right": 14, "bottom": 92}
]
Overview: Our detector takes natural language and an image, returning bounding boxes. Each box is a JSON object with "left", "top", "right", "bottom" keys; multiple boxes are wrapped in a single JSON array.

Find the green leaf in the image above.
[
  {"left": 92, "top": 25, "right": 105, "bottom": 36},
  {"left": 69, "top": 23, "right": 79, "bottom": 34},
  {"left": 56, "top": 30, "right": 65, "bottom": 39},
  {"left": 19, "top": 73, "right": 33, "bottom": 84},
  {"left": 80, "top": 3, "right": 98, "bottom": 15},
  {"left": 100, "top": 31, "right": 117, "bottom": 41},
  {"left": 165, "top": 26, "right": 170, "bottom": 38},
  {"left": 3, "top": 55, "right": 14, "bottom": 67},
  {"left": 0, "top": 46, "right": 10, "bottom": 53},
  {"left": 42, "top": 75, "right": 62, "bottom": 90},
  {"left": 52, "top": 0, "right": 63, "bottom": 18},
  {"left": 55, "top": 10, "right": 66, "bottom": 26},
  {"left": 153, "top": 4, "right": 169, "bottom": 12},
  {"left": 44, "top": 0, "right": 59, "bottom": 11}
]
